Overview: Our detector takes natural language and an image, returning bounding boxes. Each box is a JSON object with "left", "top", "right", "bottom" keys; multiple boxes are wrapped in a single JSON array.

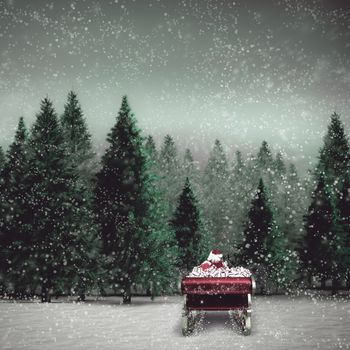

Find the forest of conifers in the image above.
[{"left": 0, "top": 91, "right": 349, "bottom": 303}]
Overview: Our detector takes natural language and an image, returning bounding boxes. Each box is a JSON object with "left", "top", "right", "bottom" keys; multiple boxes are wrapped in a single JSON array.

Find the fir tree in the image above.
[
  {"left": 240, "top": 179, "right": 272, "bottom": 267},
  {"left": 171, "top": 177, "right": 203, "bottom": 272},
  {"left": 202, "top": 139, "right": 230, "bottom": 250},
  {"left": 302, "top": 175, "right": 334, "bottom": 284},
  {"left": 256, "top": 141, "right": 274, "bottom": 170},
  {"left": 274, "top": 152, "right": 286, "bottom": 177},
  {"left": 233, "top": 150, "right": 244, "bottom": 177},
  {"left": 60, "top": 91, "right": 95, "bottom": 184},
  {"left": 144, "top": 135, "right": 158, "bottom": 162},
  {"left": 93, "top": 96, "right": 176, "bottom": 303},
  {"left": 26, "top": 98, "right": 99, "bottom": 302},
  {"left": 158, "top": 134, "right": 181, "bottom": 220},
  {"left": 0, "top": 146, "right": 5, "bottom": 171},
  {"left": 336, "top": 178, "right": 350, "bottom": 285},
  {"left": 183, "top": 148, "right": 194, "bottom": 175},
  {"left": 318, "top": 113, "right": 350, "bottom": 195},
  {"left": 204, "top": 139, "right": 228, "bottom": 182},
  {"left": 159, "top": 134, "right": 178, "bottom": 172},
  {"left": 240, "top": 178, "right": 292, "bottom": 292},
  {"left": 0, "top": 117, "right": 30, "bottom": 297}
]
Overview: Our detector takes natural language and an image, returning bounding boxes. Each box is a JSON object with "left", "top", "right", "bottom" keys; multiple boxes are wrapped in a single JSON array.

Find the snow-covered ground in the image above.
[{"left": 1, "top": 294, "right": 349, "bottom": 350}]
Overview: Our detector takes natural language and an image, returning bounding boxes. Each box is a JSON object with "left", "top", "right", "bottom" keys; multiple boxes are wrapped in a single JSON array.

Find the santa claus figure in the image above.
[{"left": 200, "top": 249, "right": 226, "bottom": 270}]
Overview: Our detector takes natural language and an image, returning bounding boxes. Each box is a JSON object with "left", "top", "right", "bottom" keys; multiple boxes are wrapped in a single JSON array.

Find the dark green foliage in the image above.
[
  {"left": 274, "top": 152, "right": 286, "bottom": 177},
  {"left": 24, "top": 98, "right": 99, "bottom": 302},
  {"left": 240, "top": 179, "right": 272, "bottom": 266},
  {"left": 239, "top": 178, "right": 293, "bottom": 291},
  {"left": 336, "top": 178, "right": 350, "bottom": 280},
  {"left": 158, "top": 134, "right": 181, "bottom": 220},
  {"left": 256, "top": 141, "right": 274, "bottom": 170},
  {"left": 144, "top": 135, "right": 158, "bottom": 162},
  {"left": 0, "top": 146, "right": 5, "bottom": 171},
  {"left": 202, "top": 139, "right": 231, "bottom": 251},
  {"left": 61, "top": 91, "right": 95, "bottom": 185},
  {"left": 318, "top": 113, "right": 350, "bottom": 195},
  {"left": 183, "top": 148, "right": 194, "bottom": 175},
  {"left": 93, "top": 96, "right": 176, "bottom": 303},
  {"left": 204, "top": 139, "right": 228, "bottom": 182},
  {"left": 0, "top": 117, "right": 30, "bottom": 296},
  {"left": 302, "top": 175, "right": 335, "bottom": 280},
  {"left": 171, "top": 178, "right": 203, "bottom": 272},
  {"left": 159, "top": 135, "right": 178, "bottom": 172}
]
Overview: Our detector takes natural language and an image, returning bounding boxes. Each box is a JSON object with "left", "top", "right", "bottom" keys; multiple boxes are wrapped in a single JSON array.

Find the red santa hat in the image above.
[{"left": 207, "top": 249, "right": 223, "bottom": 263}]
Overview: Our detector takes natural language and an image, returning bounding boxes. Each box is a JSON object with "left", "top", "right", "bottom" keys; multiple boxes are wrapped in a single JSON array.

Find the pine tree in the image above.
[
  {"left": 240, "top": 179, "right": 272, "bottom": 267},
  {"left": 202, "top": 139, "right": 231, "bottom": 250},
  {"left": 93, "top": 96, "right": 176, "bottom": 303},
  {"left": 0, "top": 117, "right": 30, "bottom": 297},
  {"left": 302, "top": 175, "right": 334, "bottom": 285},
  {"left": 256, "top": 141, "right": 274, "bottom": 170},
  {"left": 318, "top": 113, "right": 350, "bottom": 195},
  {"left": 336, "top": 178, "right": 350, "bottom": 286},
  {"left": 0, "top": 146, "right": 5, "bottom": 171},
  {"left": 282, "top": 163, "right": 307, "bottom": 250},
  {"left": 239, "top": 178, "right": 292, "bottom": 292},
  {"left": 171, "top": 178, "right": 203, "bottom": 272},
  {"left": 159, "top": 135, "right": 178, "bottom": 172},
  {"left": 274, "top": 152, "right": 286, "bottom": 177},
  {"left": 25, "top": 98, "right": 99, "bottom": 302},
  {"left": 183, "top": 148, "right": 194, "bottom": 175},
  {"left": 158, "top": 134, "right": 181, "bottom": 220},
  {"left": 60, "top": 91, "right": 95, "bottom": 185},
  {"left": 233, "top": 150, "right": 244, "bottom": 177},
  {"left": 144, "top": 135, "right": 158, "bottom": 162},
  {"left": 204, "top": 139, "right": 228, "bottom": 182}
]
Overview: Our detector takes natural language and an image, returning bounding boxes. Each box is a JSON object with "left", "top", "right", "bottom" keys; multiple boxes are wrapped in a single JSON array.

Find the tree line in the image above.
[{"left": 0, "top": 92, "right": 349, "bottom": 302}]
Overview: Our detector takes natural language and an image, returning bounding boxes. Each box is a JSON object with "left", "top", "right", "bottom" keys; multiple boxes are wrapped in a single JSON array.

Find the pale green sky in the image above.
[{"left": 1, "top": 0, "right": 349, "bottom": 173}]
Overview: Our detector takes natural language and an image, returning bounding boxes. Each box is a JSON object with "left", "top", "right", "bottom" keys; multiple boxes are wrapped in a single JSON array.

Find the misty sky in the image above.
[{"left": 1, "top": 0, "right": 350, "bottom": 172}]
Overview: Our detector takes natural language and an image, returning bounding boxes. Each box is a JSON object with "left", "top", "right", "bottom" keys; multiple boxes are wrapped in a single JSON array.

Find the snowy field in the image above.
[{"left": 1, "top": 294, "right": 350, "bottom": 350}]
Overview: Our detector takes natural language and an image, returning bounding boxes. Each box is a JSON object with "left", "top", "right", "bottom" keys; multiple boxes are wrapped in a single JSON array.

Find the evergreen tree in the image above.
[
  {"left": 239, "top": 178, "right": 292, "bottom": 292},
  {"left": 256, "top": 141, "right": 274, "bottom": 170},
  {"left": 25, "top": 98, "right": 99, "bottom": 302},
  {"left": 183, "top": 148, "right": 194, "bottom": 175},
  {"left": 60, "top": 91, "right": 95, "bottom": 184},
  {"left": 0, "top": 146, "right": 5, "bottom": 171},
  {"left": 282, "top": 163, "right": 307, "bottom": 250},
  {"left": 0, "top": 117, "right": 30, "bottom": 297},
  {"left": 202, "top": 139, "right": 230, "bottom": 250},
  {"left": 171, "top": 178, "right": 203, "bottom": 272},
  {"left": 240, "top": 179, "right": 272, "bottom": 267},
  {"left": 302, "top": 175, "right": 335, "bottom": 284},
  {"left": 318, "top": 113, "right": 350, "bottom": 195},
  {"left": 233, "top": 150, "right": 244, "bottom": 177},
  {"left": 274, "top": 152, "right": 286, "bottom": 177},
  {"left": 158, "top": 134, "right": 181, "bottom": 220},
  {"left": 93, "top": 96, "right": 176, "bottom": 303},
  {"left": 159, "top": 135, "right": 178, "bottom": 172},
  {"left": 336, "top": 178, "right": 350, "bottom": 285},
  {"left": 204, "top": 139, "right": 228, "bottom": 182},
  {"left": 144, "top": 135, "right": 158, "bottom": 162}
]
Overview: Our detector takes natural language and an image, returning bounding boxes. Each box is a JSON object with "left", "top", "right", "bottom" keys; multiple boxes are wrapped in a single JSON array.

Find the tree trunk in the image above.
[
  {"left": 122, "top": 284, "right": 131, "bottom": 304},
  {"left": 331, "top": 278, "right": 338, "bottom": 296},
  {"left": 150, "top": 281, "right": 154, "bottom": 301},
  {"left": 78, "top": 294, "right": 86, "bottom": 302},
  {"left": 320, "top": 276, "right": 326, "bottom": 289},
  {"left": 41, "top": 281, "right": 51, "bottom": 303}
]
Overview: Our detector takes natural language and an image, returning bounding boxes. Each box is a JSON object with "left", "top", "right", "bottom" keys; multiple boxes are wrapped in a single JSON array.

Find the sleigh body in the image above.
[{"left": 181, "top": 276, "right": 255, "bottom": 335}]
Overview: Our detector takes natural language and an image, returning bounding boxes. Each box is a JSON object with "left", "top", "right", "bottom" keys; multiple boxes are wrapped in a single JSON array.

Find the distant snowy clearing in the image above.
[{"left": 1, "top": 295, "right": 350, "bottom": 350}]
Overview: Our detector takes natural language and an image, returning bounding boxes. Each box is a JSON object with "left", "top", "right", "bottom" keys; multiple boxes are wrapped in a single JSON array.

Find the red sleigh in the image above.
[{"left": 181, "top": 276, "right": 256, "bottom": 335}]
